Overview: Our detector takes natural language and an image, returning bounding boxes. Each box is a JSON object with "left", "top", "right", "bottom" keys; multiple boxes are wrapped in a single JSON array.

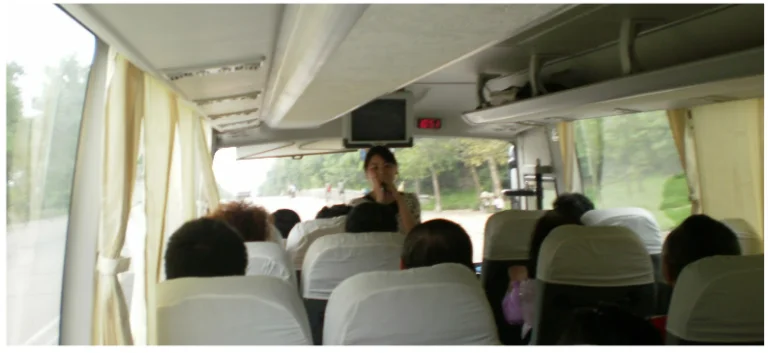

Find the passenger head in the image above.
[
  {"left": 207, "top": 201, "right": 270, "bottom": 242},
  {"left": 527, "top": 210, "right": 583, "bottom": 279},
  {"left": 662, "top": 214, "right": 741, "bottom": 286},
  {"left": 401, "top": 219, "right": 474, "bottom": 271},
  {"left": 558, "top": 304, "right": 663, "bottom": 345},
  {"left": 316, "top": 204, "right": 353, "bottom": 219},
  {"left": 363, "top": 146, "right": 398, "bottom": 186},
  {"left": 345, "top": 202, "right": 398, "bottom": 233},
  {"left": 164, "top": 218, "right": 248, "bottom": 280},
  {"left": 271, "top": 209, "right": 301, "bottom": 239},
  {"left": 552, "top": 193, "right": 595, "bottom": 221}
]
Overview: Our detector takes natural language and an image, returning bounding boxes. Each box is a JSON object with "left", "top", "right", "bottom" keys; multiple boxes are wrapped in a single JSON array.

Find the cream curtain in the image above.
[
  {"left": 666, "top": 109, "right": 702, "bottom": 214},
  {"left": 142, "top": 76, "right": 179, "bottom": 345},
  {"left": 556, "top": 121, "right": 575, "bottom": 192},
  {"left": 196, "top": 118, "right": 220, "bottom": 212},
  {"left": 177, "top": 107, "right": 198, "bottom": 221},
  {"left": 92, "top": 55, "right": 144, "bottom": 345}
]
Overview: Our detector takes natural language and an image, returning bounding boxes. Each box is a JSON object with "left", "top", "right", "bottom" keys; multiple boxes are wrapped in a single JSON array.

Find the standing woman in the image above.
[{"left": 348, "top": 146, "right": 421, "bottom": 234}]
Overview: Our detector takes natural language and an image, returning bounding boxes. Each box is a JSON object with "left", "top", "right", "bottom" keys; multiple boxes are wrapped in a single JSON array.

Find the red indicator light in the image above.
[{"left": 417, "top": 118, "right": 442, "bottom": 130}]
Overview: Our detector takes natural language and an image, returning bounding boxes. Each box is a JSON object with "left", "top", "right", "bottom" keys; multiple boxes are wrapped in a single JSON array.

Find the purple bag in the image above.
[{"left": 502, "top": 280, "right": 524, "bottom": 325}]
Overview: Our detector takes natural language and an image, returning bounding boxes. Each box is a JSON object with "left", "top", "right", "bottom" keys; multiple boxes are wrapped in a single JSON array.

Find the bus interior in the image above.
[{"left": 3, "top": 2, "right": 765, "bottom": 346}]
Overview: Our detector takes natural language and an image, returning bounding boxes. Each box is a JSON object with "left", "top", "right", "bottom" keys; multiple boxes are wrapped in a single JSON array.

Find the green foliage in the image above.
[{"left": 420, "top": 190, "right": 480, "bottom": 211}]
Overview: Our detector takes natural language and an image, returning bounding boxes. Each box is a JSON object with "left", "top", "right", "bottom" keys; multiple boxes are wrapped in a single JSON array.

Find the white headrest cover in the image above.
[
  {"left": 286, "top": 216, "right": 347, "bottom": 269},
  {"left": 267, "top": 223, "right": 286, "bottom": 249},
  {"left": 245, "top": 242, "right": 296, "bottom": 286},
  {"left": 324, "top": 263, "right": 499, "bottom": 345},
  {"left": 537, "top": 225, "right": 654, "bottom": 286},
  {"left": 581, "top": 208, "right": 663, "bottom": 254},
  {"left": 667, "top": 255, "right": 764, "bottom": 342},
  {"left": 156, "top": 276, "right": 312, "bottom": 345},
  {"left": 301, "top": 232, "right": 404, "bottom": 300},
  {"left": 483, "top": 210, "right": 546, "bottom": 261},
  {"left": 721, "top": 218, "right": 763, "bottom": 255}
]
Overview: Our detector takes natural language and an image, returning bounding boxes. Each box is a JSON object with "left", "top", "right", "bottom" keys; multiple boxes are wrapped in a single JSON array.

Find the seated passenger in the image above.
[
  {"left": 164, "top": 218, "right": 248, "bottom": 280},
  {"left": 502, "top": 210, "right": 583, "bottom": 342},
  {"left": 315, "top": 204, "right": 353, "bottom": 219},
  {"left": 552, "top": 193, "right": 595, "bottom": 222},
  {"left": 649, "top": 214, "right": 742, "bottom": 339},
  {"left": 272, "top": 209, "right": 301, "bottom": 240},
  {"left": 558, "top": 304, "right": 663, "bottom": 345},
  {"left": 400, "top": 219, "right": 474, "bottom": 271},
  {"left": 345, "top": 202, "right": 398, "bottom": 233},
  {"left": 208, "top": 201, "right": 270, "bottom": 242}
]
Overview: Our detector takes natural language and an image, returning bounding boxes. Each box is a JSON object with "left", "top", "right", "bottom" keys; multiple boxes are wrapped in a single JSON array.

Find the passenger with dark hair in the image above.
[
  {"left": 502, "top": 210, "right": 583, "bottom": 342},
  {"left": 552, "top": 193, "right": 595, "bottom": 221},
  {"left": 164, "top": 218, "right": 248, "bottom": 280},
  {"left": 208, "top": 201, "right": 271, "bottom": 242},
  {"left": 271, "top": 209, "right": 301, "bottom": 240},
  {"left": 315, "top": 204, "right": 353, "bottom": 219},
  {"left": 649, "top": 214, "right": 742, "bottom": 339},
  {"left": 400, "top": 219, "right": 474, "bottom": 271},
  {"left": 558, "top": 304, "right": 663, "bottom": 345},
  {"left": 348, "top": 146, "right": 421, "bottom": 234},
  {"left": 345, "top": 202, "right": 398, "bottom": 233}
]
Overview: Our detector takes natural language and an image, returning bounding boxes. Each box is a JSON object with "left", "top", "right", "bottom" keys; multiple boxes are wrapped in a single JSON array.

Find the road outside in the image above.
[{"left": 6, "top": 192, "right": 492, "bottom": 345}]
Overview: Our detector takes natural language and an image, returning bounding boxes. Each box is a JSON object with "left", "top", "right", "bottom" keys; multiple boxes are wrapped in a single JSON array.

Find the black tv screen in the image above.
[{"left": 350, "top": 99, "right": 407, "bottom": 142}]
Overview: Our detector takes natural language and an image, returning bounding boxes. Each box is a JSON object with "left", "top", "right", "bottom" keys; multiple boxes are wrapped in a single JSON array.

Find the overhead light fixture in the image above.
[
  {"left": 260, "top": 4, "right": 369, "bottom": 128},
  {"left": 195, "top": 91, "right": 261, "bottom": 108},
  {"left": 165, "top": 58, "right": 266, "bottom": 81}
]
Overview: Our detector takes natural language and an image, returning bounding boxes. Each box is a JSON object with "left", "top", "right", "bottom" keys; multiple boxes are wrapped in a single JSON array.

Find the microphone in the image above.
[{"left": 380, "top": 182, "right": 387, "bottom": 192}]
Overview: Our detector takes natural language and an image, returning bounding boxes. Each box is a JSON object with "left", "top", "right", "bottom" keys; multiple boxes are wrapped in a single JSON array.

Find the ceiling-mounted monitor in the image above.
[{"left": 342, "top": 91, "right": 414, "bottom": 148}]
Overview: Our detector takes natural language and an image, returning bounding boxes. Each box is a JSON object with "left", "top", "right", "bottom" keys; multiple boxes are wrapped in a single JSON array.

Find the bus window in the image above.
[
  {"left": 574, "top": 111, "right": 692, "bottom": 231},
  {"left": 5, "top": 4, "right": 96, "bottom": 345}
]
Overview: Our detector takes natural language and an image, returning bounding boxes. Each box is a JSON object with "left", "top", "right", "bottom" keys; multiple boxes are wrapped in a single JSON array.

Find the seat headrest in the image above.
[
  {"left": 667, "top": 255, "right": 764, "bottom": 343},
  {"left": 156, "top": 276, "right": 312, "bottom": 345},
  {"left": 537, "top": 225, "right": 654, "bottom": 286},
  {"left": 267, "top": 223, "right": 286, "bottom": 249},
  {"left": 483, "top": 210, "right": 546, "bottom": 261},
  {"left": 286, "top": 216, "right": 347, "bottom": 269},
  {"left": 323, "top": 263, "right": 499, "bottom": 345},
  {"left": 245, "top": 242, "right": 296, "bottom": 286},
  {"left": 581, "top": 208, "right": 663, "bottom": 254},
  {"left": 301, "top": 232, "right": 404, "bottom": 300},
  {"left": 721, "top": 218, "right": 763, "bottom": 255}
]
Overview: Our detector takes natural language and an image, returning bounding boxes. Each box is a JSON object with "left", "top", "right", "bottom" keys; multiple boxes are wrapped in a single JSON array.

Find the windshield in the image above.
[{"left": 214, "top": 137, "right": 514, "bottom": 263}]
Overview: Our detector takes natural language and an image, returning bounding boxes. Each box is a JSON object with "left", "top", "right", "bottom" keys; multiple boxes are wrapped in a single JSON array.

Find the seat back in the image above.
[
  {"left": 532, "top": 225, "right": 655, "bottom": 345},
  {"left": 721, "top": 218, "right": 763, "bottom": 255},
  {"left": 286, "top": 216, "right": 347, "bottom": 270},
  {"left": 666, "top": 255, "right": 764, "bottom": 345},
  {"left": 267, "top": 223, "right": 286, "bottom": 249},
  {"left": 156, "top": 276, "right": 312, "bottom": 345},
  {"left": 245, "top": 242, "right": 296, "bottom": 287},
  {"left": 582, "top": 207, "right": 668, "bottom": 314},
  {"left": 480, "top": 209, "right": 545, "bottom": 344},
  {"left": 323, "top": 263, "right": 500, "bottom": 345},
  {"left": 301, "top": 232, "right": 404, "bottom": 344}
]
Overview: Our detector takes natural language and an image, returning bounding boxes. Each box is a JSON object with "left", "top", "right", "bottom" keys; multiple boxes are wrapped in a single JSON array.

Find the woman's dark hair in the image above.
[
  {"left": 345, "top": 202, "right": 398, "bottom": 233},
  {"left": 552, "top": 193, "right": 595, "bottom": 221},
  {"left": 663, "top": 214, "right": 741, "bottom": 283},
  {"left": 401, "top": 219, "right": 474, "bottom": 271},
  {"left": 165, "top": 218, "right": 248, "bottom": 280},
  {"left": 363, "top": 146, "right": 398, "bottom": 171},
  {"left": 271, "top": 209, "right": 301, "bottom": 239},
  {"left": 316, "top": 204, "right": 353, "bottom": 219},
  {"left": 527, "top": 210, "right": 583, "bottom": 279},
  {"left": 558, "top": 304, "right": 663, "bottom": 345}
]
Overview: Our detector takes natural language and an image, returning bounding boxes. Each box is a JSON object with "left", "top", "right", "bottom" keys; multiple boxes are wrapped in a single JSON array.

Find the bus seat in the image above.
[
  {"left": 721, "top": 218, "right": 763, "bottom": 255},
  {"left": 286, "top": 216, "right": 347, "bottom": 271},
  {"left": 666, "top": 255, "right": 763, "bottom": 345},
  {"left": 268, "top": 223, "right": 286, "bottom": 249},
  {"left": 301, "top": 232, "right": 404, "bottom": 345},
  {"left": 155, "top": 276, "right": 312, "bottom": 345},
  {"left": 323, "top": 263, "right": 500, "bottom": 345},
  {"left": 480, "top": 210, "right": 545, "bottom": 345},
  {"left": 245, "top": 242, "right": 297, "bottom": 287},
  {"left": 532, "top": 225, "right": 655, "bottom": 345},
  {"left": 581, "top": 208, "right": 669, "bottom": 315}
]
